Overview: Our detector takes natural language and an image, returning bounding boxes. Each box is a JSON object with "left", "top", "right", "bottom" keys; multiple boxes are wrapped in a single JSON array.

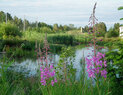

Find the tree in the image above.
[
  {"left": 13, "top": 16, "right": 23, "bottom": 30},
  {"left": 95, "top": 22, "right": 107, "bottom": 37},
  {"left": 6, "top": 13, "right": 13, "bottom": 21},
  {"left": 83, "top": 25, "right": 89, "bottom": 32},
  {"left": 53, "top": 24, "right": 58, "bottom": 32},
  {"left": 105, "top": 27, "right": 119, "bottom": 38},
  {"left": 40, "top": 27, "right": 53, "bottom": 33},
  {"left": 69, "top": 24, "right": 74, "bottom": 30},
  {"left": 0, "top": 22, "right": 21, "bottom": 39},
  {"left": 118, "top": 6, "right": 123, "bottom": 20},
  {"left": 0, "top": 11, "right": 6, "bottom": 22},
  {"left": 59, "top": 25, "right": 64, "bottom": 31},
  {"left": 114, "top": 23, "right": 120, "bottom": 36},
  {"left": 0, "top": 11, "right": 13, "bottom": 23},
  {"left": 25, "top": 20, "right": 29, "bottom": 30}
]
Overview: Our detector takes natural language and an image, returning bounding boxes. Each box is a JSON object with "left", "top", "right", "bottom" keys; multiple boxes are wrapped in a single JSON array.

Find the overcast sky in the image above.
[{"left": 0, "top": 0, "right": 123, "bottom": 29}]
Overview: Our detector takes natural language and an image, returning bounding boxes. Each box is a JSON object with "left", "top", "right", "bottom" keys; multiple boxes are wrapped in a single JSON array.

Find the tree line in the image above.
[
  {"left": 0, "top": 11, "right": 77, "bottom": 33},
  {"left": 82, "top": 22, "right": 121, "bottom": 38},
  {"left": 0, "top": 11, "right": 122, "bottom": 38}
]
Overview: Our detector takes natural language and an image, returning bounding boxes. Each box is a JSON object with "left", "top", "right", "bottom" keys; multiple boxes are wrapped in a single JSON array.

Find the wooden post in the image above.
[
  {"left": 36, "top": 18, "right": 38, "bottom": 28},
  {"left": 23, "top": 15, "right": 25, "bottom": 31}
]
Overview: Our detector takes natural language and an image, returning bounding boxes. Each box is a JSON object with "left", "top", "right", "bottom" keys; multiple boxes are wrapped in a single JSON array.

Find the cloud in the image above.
[{"left": 0, "top": 0, "right": 122, "bottom": 28}]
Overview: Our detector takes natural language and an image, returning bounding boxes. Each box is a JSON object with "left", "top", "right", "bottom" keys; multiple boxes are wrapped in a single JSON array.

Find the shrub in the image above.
[
  {"left": 47, "top": 34, "right": 74, "bottom": 45},
  {"left": 40, "top": 27, "right": 53, "bottom": 33},
  {"left": 106, "top": 43, "right": 123, "bottom": 95},
  {"left": 21, "top": 41, "right": 35, "bottom": 50},
  {"left": 0, "top": 40, "right": 4, "bottom": 51},
  {"left": 105, "top": 28, "right": 119, "bottom": 38},
  {"left": 0, "top": 22, "right": 21, "bottom": 39}
]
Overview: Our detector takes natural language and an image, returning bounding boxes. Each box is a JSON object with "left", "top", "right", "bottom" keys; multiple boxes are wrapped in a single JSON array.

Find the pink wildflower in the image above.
[
  {"left": 54, "top": 78, "right": 57, "bottom": 83},
  {"left": 86, "top": 52, "right": 107, "bottom": 78},
  {"left": 101, "top": 69, "right": 107, "bottom": 78},
  {"left": 51, "top": 80, "right": 54, "bottom": 86}
]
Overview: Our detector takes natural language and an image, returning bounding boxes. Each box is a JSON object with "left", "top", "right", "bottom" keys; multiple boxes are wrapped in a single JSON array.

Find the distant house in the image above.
[{"left": 119, "top": 26, "right": 123, "bottom": 38}]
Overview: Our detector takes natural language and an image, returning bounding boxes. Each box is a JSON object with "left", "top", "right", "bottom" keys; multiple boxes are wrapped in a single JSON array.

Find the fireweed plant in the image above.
[
  {"left": 86, "top": 52, "right": 107, "bottom": 78},
  {"left": 35, "top": 33, "right": 57, "bottom": 94},
  {"left": 87, "top": 3, "right": 107, "bottom": 78},
  {"left": 33, "top": 3, "right": 110, "bottom": 95},
  {"left": 86, "top": 3, "right": 109, "bottom": 95}
]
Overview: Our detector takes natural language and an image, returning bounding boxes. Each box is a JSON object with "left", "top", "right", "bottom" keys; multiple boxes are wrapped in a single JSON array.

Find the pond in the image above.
[{"left": 0, "top": 45, "right": 108, "bottom": 79}]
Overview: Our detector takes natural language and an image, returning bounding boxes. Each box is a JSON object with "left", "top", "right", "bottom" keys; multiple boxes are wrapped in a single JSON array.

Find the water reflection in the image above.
[
  {"left": 8, "top": 47, "right": 92, "bottom": 77},
  {"left": 1, "top": 46, "right": 108, "bottom": 79}
]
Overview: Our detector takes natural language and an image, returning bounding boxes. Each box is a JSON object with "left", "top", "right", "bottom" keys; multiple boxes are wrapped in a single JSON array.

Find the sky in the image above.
[{"left": 0, "top": 0, "right": 123, "bottom": 29}]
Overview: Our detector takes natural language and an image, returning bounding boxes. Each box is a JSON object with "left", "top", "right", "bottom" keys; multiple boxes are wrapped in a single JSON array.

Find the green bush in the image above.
[
  {"left": 21, "top": 41, "right": 35, "bottom": 50},
  {"left": 0, "top": 23, "right": 21, "bottom": 39},
  {"left": 6, "top": 47, "right": 35, "bottom": 58},
  {"left": 47, "top": 34, "right": 74, "bottom": 45},
  {"left": 0, "top": 40, "right": 4, "bottom": 51},
  {"left": 40, "top": 27, "right": 53, "bottom": 33},
  {"left": 105, "top": 28, "right": 119, "bottom": 38},
  {"left": 2, "top": 39, "right": 23, "bottom": 47},
  {"left": 106, "top": 42, "right": 123, "bottom": 95}
]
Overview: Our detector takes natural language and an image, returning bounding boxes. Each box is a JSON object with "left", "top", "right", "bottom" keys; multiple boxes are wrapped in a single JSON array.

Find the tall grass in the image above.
[
  {"left": 22, "top": 31, "right": 91, "bottom": 45},
  {"left": 0, "top": 30, "right": 113, "bottom": 95},
  {"left": 0, "top": 46, "right": 111, "bottom": 95},
  {"left": 47, "top": 34, "right": 74, "bottom": 45}
]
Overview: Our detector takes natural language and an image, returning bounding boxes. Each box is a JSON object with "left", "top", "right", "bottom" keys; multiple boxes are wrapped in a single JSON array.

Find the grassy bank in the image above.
[
  {"left": 0, "top": 30, "right": 122, "bottom": 58},
  {"left": 0, "top": 30, "right": 91, "bottom": 57}
]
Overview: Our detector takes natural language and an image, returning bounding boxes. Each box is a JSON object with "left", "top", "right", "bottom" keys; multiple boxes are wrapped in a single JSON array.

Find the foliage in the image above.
[
  {"left": 118, "top": 6, "right": 123, "bottom": 10},
  {"left": 106, "top": 42, "right": 123, "bottom": 95},
  {"left": 47, "top": 34, "right": 74, "bottom": 45},
  {"left": 0, "top": 40, "right": 4, "bottom": 51},
  {"left": 83, "top": 25, "right": 89, "bottom": 33},
  {"left": 0, "top": 11, "right": 13, "bottom": 23},
  {"left": 0, "top": 69, "right": 42, "bottom": 95},
  {"left": 0, "top": 53, "right": 14, "bottom": 95},
  {"left": 21, "top": 40, "right": 35, "bottom": 50},
  {"left": 105, "top": 28, "right": 119, "bottom": 38},
  {"left": 40, "top": 26, "right": 54, "bottom": 33},
  {"left": 53, "top": 24, "right": 59, "bottom": 32},
  {"left": 0, "top": 5, "right": 122, "bottom": 95},
  {"left": 63, "top": 25, "right": 70, "bottom": 31},
  {"left": 95, "top": 22, "right": 107, "bottom": 37},
  {"left": 114, "top": 23, "right": 120, "bottom": 35},
  {"left": 0, "top": 11, "right": 78, "bottom": 32},
  {"left": 22, "top": 31, "right": 85, "bottom": 46},
  {"left": 56, "top": 47, "right": 76, "bottom": 82},
  {"left": 13, "top": 16, "right": 23, "bottom": 30},
  {"left": 6, "top": 47, "right": 35, "bottom": 58},
  {"left": 118, "top": 6, "right": 123, "bottom": 20},
  {"left": 0, "top": 23, "right": 21, "bottom": 39}
]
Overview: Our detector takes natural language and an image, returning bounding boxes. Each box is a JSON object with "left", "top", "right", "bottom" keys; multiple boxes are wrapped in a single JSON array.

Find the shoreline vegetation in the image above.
[{"left": 0, "top": 5, "right": 123, "bottom": 95}]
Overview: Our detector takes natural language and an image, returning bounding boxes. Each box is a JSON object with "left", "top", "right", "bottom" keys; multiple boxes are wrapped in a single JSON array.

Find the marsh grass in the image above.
[
  {"left": 0, "top": 59, "right": 111, "bottom": 95},
  {"left": 22, "top": 31, "right": 91, "bottom": 45},
  {"left": 0, "top": 30, "right": 114, "bottom": 95}
]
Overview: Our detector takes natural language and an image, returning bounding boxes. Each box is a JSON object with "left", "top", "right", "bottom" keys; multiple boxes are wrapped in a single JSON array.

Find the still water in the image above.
[{"left": 0, "top": 46, "right": 108, "bottom": 79}]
